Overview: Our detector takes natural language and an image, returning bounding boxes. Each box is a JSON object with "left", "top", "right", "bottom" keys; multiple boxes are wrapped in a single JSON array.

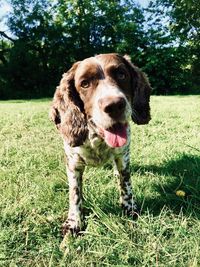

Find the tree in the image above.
[
  {"left": 1, "top": 0, "right": 146, "bottom": 98},
  {"left": 147, "top": 0, "right": 200, "bottom": 93},
  {"left": 3, "top": 0, "right": 65, "bottom": 98},
  {"left": 166, "top": 0, "right": 200, "bottom": 90},
  {"left": 1, "top": 0, "right": 198, "bottom": 98},
  {"left": 55, "top": 0, "right": 145, "bottom": 57}
]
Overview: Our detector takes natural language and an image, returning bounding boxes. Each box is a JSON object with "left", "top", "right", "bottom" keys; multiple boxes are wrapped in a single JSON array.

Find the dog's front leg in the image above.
[
  {"left": 114, "top": 149, "right": 139, "bottom": 218},
  {"left": 62, "top": 157, "right": 85, "bottom": 236}
]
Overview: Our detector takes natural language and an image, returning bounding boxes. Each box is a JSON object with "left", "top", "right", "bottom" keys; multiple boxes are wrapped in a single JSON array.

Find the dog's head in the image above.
[{"left": 50, "top": 53, "right": 151, "bottom": 147}]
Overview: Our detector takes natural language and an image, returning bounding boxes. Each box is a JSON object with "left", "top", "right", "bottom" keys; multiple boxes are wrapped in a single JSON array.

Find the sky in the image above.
[
  {"left": 137, "top": 0, "right": 150, "bottom": 7},
  {"left": 0, "top": 1, "right": 12, "bottom": 32}
]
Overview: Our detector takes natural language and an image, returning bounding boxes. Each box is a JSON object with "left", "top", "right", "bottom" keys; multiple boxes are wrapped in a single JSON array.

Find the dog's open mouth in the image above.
[{"left": 100, "top": 123, "right": 128, "bottom": 148}]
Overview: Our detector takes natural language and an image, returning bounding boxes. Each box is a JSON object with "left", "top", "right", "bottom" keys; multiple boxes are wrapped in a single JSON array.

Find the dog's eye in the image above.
[
  {"left": 81, "top": 80, "right": 90, "bottom": 88},
  {"left": 117, "top": 70, "right": 126, "bottom": 80}
]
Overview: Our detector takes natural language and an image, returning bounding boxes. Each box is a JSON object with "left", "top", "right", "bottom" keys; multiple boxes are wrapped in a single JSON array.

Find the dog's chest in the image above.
[
  {"left": 64, "top": 132, "right": 125, "bottom": 167},
  {"left": 80, "top": 134, "right": 118, "bottom": 166}
]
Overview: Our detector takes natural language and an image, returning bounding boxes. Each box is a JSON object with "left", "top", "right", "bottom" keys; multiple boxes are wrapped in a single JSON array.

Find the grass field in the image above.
[{"left": 0, "top": 96, "right": 200, "bottom": 267}]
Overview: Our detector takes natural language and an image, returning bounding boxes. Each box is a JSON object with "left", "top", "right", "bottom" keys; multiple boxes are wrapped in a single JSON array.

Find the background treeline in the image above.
[{"left": 0, "top": 0, "right": 199, "bottom": 99}]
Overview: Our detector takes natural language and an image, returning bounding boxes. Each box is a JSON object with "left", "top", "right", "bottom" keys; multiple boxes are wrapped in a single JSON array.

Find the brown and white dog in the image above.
[{"left": 50, "top": 53, "right": 151, "bottom": 236}]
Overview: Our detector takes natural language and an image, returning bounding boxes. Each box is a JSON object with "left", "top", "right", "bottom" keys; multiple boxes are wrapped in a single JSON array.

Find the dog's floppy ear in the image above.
[
  {"left": 50, "top": 62, "right": 88, "bottom": 147},
  {"left": 124, "top": 55, "right": 151, "bottom": 125}
]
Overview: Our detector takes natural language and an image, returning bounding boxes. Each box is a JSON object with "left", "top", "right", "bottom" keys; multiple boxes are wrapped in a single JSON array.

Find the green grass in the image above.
[{"left": 0, "top": 96, "right": 200, "bottom": 267}]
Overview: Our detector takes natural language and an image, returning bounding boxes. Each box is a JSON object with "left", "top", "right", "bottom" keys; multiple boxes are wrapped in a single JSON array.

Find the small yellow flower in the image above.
[
  {"left": 176, "top": 190, "right": 186, "bottom": 197},
  {"left": 46, "top": 215, "right": 54, "bottom": 222}
]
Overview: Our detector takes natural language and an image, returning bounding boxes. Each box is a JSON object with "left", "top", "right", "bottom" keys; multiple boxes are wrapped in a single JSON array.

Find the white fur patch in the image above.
[{"left": 92, "top": 82, "right": 131, "bottom": 129}]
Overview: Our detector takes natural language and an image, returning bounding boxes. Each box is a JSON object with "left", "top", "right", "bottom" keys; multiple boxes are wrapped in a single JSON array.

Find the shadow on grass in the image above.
[
  {"left": 52, "top": 153, "right": 200, "bottom": 222},
  {"left": 132, "top": 154, "right": 200, "bottom": 218}
]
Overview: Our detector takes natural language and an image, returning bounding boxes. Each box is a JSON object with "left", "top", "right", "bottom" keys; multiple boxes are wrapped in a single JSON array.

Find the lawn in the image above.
[{"left": 0, "top": 96, "right": 200, "bottom": 267}]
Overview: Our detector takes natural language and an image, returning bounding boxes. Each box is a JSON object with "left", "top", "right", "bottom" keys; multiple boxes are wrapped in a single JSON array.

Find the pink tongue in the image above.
[{"left": 103, "top": 124, "right": 127, "bottom": 148}]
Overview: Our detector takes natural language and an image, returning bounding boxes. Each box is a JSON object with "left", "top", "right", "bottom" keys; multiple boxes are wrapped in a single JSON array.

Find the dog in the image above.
[{"left": 50, "top": 53, "right": 151, "bottom": 236}]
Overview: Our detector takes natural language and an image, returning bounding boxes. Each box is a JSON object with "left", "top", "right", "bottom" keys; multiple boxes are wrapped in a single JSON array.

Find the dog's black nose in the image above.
[{"left": 98, "top": 96, "right": 126, "bottom": 118}]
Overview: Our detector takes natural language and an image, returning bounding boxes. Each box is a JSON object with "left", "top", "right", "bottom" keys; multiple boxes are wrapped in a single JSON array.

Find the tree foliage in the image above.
[
  {"left": 0, "top": 0, "right": 199, "bottom": 99},
  {"left": 147, "top": 0, "right": 200, "bottom": 93},
  {"left": 166, "top": 0, "right": 200, "bottom": 89}
]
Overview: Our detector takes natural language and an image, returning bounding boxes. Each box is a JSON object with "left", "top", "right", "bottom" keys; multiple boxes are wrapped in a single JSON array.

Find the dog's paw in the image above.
[
  {"left": 127, "top": 209, "right": 140, "bottom": 220},
  {"left": 122, "top": 203, "right": 140, "bottom": 220},
  {"left": 62, "top": 218, "right": 82, "bottom": 237}
]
